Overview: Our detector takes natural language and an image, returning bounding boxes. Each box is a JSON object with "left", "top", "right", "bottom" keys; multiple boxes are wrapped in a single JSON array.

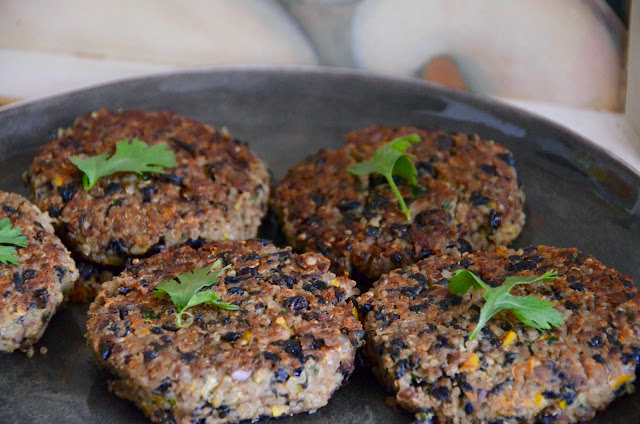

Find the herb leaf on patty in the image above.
[
  {"left": 449, "top": 269, "right": 564, "bottom": 340},
  {"left": 70, "top": 138, "right": 177, "bottom": 189},
  {"left": 154, "top": 259, "right": 238, "bottom": 328},
  {"left": 0, "top": 218, "right": 27, "bottom": 265},
  {"left": 348, "top": 134, "right": 421, "bottom": 221}
]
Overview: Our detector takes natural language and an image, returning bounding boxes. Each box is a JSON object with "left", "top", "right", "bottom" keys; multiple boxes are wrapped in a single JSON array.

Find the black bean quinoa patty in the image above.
[
  {"left": 25, "top": 109, "right": 270, "bottom": 266},
  {"left": 358, "top": 246, "right": 640, "bottom": 424},
  {"left": 0, "top": 191, "right": 78, "bottom": 352},
  {"left": 86, "top": 239, "right": 363, "bottom": 423},
  {"left": 273, "top": 126, "right": 525, "bottom": 280}
]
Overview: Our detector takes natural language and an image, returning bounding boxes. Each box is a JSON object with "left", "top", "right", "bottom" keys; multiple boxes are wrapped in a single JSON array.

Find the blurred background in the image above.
[{"left": 0, "top": 0, "right": 638, "bottom": 169}]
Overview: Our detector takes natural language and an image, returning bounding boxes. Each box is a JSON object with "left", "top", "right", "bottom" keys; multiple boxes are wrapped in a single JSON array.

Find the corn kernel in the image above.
[
  {"left": 558, "top": 400, "right": 567, "bottom": 409},
  {"left": 537, "top": 333, "right": 550, "bottom": 341},
  {"left": 610, "top": 374, "right": 633, "bottom": 389},
  {"left": 460, "top": 353, "right": 479, "bottom": 372},
  {"left": 271, "top": 405, "right": 287, "bottom": 417},
  {"left": 352, "top": 307, "right": 359, "bottom": 320},
  {"left": 332, "top": 279, "right": 339, "bottom": 287},
  {"left": 534, "top": 393, "right": 545, "bottom": 406},
  {"left": 501, "top": 331, "right": 517, "bottom": 347},
  {"left": 276, "top": 317, "right": 287, "bottom": 328},
  {"left": 222, "top": 232, "right": 229, "bottom": 240},
  {"left": 53, "top": 176, "right": 64, "bottom": 187},
  {"left": 243, "top": 330, "right": 252, "bottom": 340}
]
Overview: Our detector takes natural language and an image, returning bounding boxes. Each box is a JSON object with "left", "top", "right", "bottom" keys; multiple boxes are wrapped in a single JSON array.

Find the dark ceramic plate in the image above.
[{"left": 0, "top": 68, "right": 638, "bottom": 424}]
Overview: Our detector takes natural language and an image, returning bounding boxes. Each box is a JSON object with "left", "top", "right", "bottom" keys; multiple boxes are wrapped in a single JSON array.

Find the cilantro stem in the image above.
[
  {"left": 176, "top": 311, "right": 195, "bottom": 328},
  {"left": 384, "top": 173, "right": 411, "bottom": 221}
]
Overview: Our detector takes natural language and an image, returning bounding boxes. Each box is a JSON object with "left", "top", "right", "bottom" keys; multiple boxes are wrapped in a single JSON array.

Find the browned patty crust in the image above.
[
  {"left": 358, "top": 246, "right": 640, "bottom": 424},
  {"left": 86, "top": 239, "right": 363, "bottom": 424},
  {"left": 273, "top": 126, "right": 525, "bottom": 280},
  {"left": 0, "top": 191, "right": 78, "bottom": 352},
  {"left": 25, "top": 109, "right": 270, "bottom": 266}
]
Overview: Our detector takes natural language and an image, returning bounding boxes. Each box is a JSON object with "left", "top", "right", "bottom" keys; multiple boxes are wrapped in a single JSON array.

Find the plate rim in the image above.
[{"left": 1, "top": 64, "right": 639, "bottom": 183}]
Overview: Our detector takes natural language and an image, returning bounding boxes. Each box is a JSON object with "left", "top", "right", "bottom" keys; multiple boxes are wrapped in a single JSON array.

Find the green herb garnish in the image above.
[
  {"left": 70, "top": 138, "right": 177, "bottom": 189},
  {"left": 348, "top": 134, "right": 421, "bottom": 221},
  {"left": 449, "top": 269, "right": 564, "bottom": 341},
  {"left": 0, "top": 218, "right": 27, "bottom": 265},
  {"left": 154, "top": 259, "right": 238, "bottom": 328}
]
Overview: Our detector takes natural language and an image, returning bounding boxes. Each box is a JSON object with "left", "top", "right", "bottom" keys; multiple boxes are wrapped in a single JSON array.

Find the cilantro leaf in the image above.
[
  {"left": 348, "top": 134, "right": 421, "bottom": 221},
  {"left": 154, "top": 259, "right": 238, "bottom": 328},
  {"left": 449, "top": 269, "right": 563, "bottom": 340},
  {"left": 70, "top": 138, "right": 177, "bottom": 189},
  {"left": 0, "top": 217, "right": 28, "bottom": 265}
]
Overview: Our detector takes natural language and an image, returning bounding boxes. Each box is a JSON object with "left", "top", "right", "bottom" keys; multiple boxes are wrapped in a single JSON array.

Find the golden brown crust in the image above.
[
  {"left": 273, "top": 125, "right": 525, "bottom": 280},
  {"left": 26, "top": 109, "right": 270, "bottom": 266},
  {"left": 358, "top": 246, "right": 640, "bottom": 423}
]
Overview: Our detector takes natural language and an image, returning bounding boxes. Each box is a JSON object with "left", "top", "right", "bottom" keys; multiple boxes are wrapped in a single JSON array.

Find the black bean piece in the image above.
[
  {"left": 104, "top": 183, "right": 121, "bottom": 195},
  {"left": 480, "top": 164, "right": 497, "bottom": 176},
  {"left": 274, "top": 368, "right": 289, "bottom": 383},
  {"left": 457, "top": 239, "right": 472, "bottom": 254},
  {"left": 415, "top": 162, "right": 435, "bottom": 177},
  {"left": 186, "top": 238, "right": 205, "bottom": 250},
  {"left": 221, "top": 332, "right": 240, "bottom": 342},
  {"left": 12, "top": 272, "right": 23, "bottom": 293},
  {"left": 180, "top": 352, "right": 197, "bottom": 364},
  {"left": 504, "top": 352, "right": 517, "bottom": 366},
  {"left": 392, "top": 253, "right": 403, "bottom": 263},
  {"left": 449, "top": 295, "right": 463, "bottom": 306},
  {"left": 293, "top": 367, "right": 304, "bottom": 377},
  {"left": 395, "top": 359, "right": 410, "bottom": 379},
  {"left": 225, "top": 276, "right": 240, "bottom": 284},
  {"left": 540, "top": 414, "right": 558, "bottom": 424},
  {"left": 365, "top": 226, "right": 380, "bottom": 237},
  {"left": 464, "top": 402, "right": 474, "bottom": 414},
  {"left": 48, "top": 205, "right": 62, "bottom": 218},
  {"left": 410, "top": 303, "right": 429, "bottom": 313},
  {"left": 154, "top": 379, "right": 172, "bottom": 393},
  {"left": 283, "top": 296, "right": 309, "bottom": 311},
  {"left": 142, "top": 187, "right": 156, "bottom": 203},
  {"left": 498, "top": 152, "right": 517, "bottom": 168},
  {"left": 1, "top": 205, "right": 15, "bottom": 213},
  {"left": 469, "top": 192, "right": 488, "bottom": 206},
  {"left": 436, "top": 135, "right": 454, "bottom": 150},
  {"left": 228, "top": 287, "right": 244, "bottom": 295},
  {"left": 430, "top": 385, "right": 450, "bottom": 402},
  {"left": 311, "top": 192, "right": 324, "bottom": 204},
  {"left": 488, "top": 209, "right": 501, "bottom": 229},
  {"left": 119, "top": 286, "right": 132, "bottom": 295},
  {"left": 592, "top": 354, "right": 606, "bottom": 364},
  {"left": 144, "top": 349, "right": 158, "bottom": 361},
  {"left": 162, "top": 173, "right": 183, "bottom": 185},
  {"left": 564, "top": 301, "right": 579, "bottom": 311},
  {"left": 562, "top": 391, "right": 576, "bottom": 405},
  {"left": 162, "top": 324, "right": 180, "bottom": 332},
  {"left": 57, "top": 184, "right": 77, "bottom": 202},
  {"left": 151, "top": 327, "right": 164, "bottom": 335},
  {"left": 263, "top": 352, "right": 281, "bottom": 362},
  {"left": 279, "top": 339, "right": 305, "bottom": 363},
  {"left": 588, "top": 336, "right": 602, "bottom": 348},
  {"left": 117, "top": 306, "right": 128, "bottom": 320},
  {"left": 337, "top": 199, "right": 361, "bottom": 212},
  {"left": 101, "top": 342, "right": 112, "bottom": 360},
  {"left": 107, "top": 239, "right": 127, "bottom": 257},
  {"left": 22, "top": 269, "right": 37, "bottom": 281}
]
